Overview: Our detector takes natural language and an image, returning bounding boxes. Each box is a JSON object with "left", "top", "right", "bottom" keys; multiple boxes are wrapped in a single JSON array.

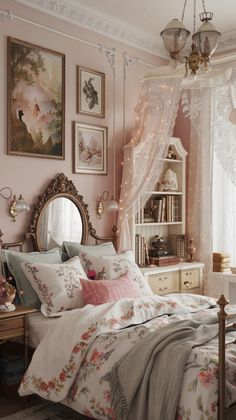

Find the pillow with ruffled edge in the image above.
[
  {"left": 4, "top": 248, "right": 62, "bottom": 308},
  {"left": 62, "top": 241, "right": 117, "bottom": 260},
  {"left": 79, "top": 250, "right": 153, "bottom": 296},
  {"left": 81, "top": 272, "right": 142, "bottom": 305},
  {"left": 20, "top": 256, "right": 88, "bottom": 316}
]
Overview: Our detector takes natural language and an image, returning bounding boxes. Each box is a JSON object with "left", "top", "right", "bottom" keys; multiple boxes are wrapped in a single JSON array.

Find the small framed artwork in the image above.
[
  {"left": 73, "top": 122, "right": 107, "bottom": 175},
  {"left": 77, "top": 66, "right": 105, "bottom": 118},
  {"left": 7, "top": 37, "right": 65, "bottom": 159}
]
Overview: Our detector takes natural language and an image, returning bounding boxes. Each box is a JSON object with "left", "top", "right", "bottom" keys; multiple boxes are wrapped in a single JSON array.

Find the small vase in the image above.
[
  {"left": 188, "top": 239, "right": 196, "bottom": 262},
  {"left": 0, "top": 292, "right": 16, "bottom": 312}
]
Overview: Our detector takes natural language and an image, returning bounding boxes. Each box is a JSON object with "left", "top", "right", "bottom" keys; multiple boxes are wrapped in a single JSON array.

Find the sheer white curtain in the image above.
[
  {"left": 117, "top": 77, "right": 182, "bottom": 252},
  {"left": 187, "top": 65, "right": 236, "bottom": 292},
  {"left": 212, "top": 74, "right": 236, "bottom": 266},
  {"left": 187, "top": 88, "right": 214, "bottom": 294},
  {"left": 212, "top": 152, "right": 236, "bottom": 265}
]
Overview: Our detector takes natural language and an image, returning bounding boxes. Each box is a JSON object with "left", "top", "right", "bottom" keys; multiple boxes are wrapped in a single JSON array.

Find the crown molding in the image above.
[{"left": 14, "top": 0, "right": 165, "bottom": 57}]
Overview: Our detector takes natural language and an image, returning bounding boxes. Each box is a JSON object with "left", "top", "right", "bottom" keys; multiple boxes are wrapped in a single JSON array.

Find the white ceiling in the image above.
[
  {"left": 68, "top": 0, "right": 236, "bottom": 37},
  {"left": 13, "top": 0, "right": 236, "bottom": 56}
]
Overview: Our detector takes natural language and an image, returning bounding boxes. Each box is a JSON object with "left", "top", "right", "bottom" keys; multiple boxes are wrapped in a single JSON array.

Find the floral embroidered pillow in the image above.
[
  {"left": 81, "top": 273, "right": 142, "bottom": 305},
  {"left": 79, "top": 251, "right": 153, "bottom": 296},
  {"left": 21, "top": 257, "right": 88, "bottom": 316}
]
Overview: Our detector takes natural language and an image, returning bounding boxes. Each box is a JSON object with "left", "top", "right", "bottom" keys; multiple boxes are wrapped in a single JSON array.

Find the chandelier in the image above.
[{"left": 160, "top": 0, "right": 221, "bottom": 77}]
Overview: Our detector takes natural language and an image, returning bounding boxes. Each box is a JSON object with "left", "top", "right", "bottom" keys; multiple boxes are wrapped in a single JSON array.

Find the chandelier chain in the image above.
[
  {"left": 181, "top": 0, "right": 188, "bottom": 21},
  {"left": 201, "top": 0, "right": 207, "bottom": 13},
  {"left": 193, "top": 0, "right": 196, "bottom": 33}
]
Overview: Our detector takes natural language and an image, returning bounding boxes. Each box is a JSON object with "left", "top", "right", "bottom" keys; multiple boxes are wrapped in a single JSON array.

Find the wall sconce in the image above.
[
  {"left": 96, "top": 191, "right": 119, "bottom": 218},
  {"left": 1, "top": 186, "right": 30, "bottom": 222},
  {"left": 9, "top": 195, "right": 30, "bottom": 222}
]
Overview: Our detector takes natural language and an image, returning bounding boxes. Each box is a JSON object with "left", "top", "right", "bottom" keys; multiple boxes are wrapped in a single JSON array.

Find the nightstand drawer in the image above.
[
  {"left": 181, "top": 269, "right": 199, "bottom": 290},
  {"left": 148, "top": 271, "right": 179, "bottom": 295},
  {"left": 0, "top": 316, "right": 24, "bottom": 333}
]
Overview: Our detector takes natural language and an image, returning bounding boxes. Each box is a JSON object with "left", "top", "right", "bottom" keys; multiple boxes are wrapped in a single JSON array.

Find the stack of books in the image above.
[
  {"left": 213, "top": 252, "right": 232, "bottom": 273},
  {"left": 149, "top": 255, "right": 180, "bottom": 267},
  {"left": 151, "top": 195, "right": 181, "bottom": 223}
]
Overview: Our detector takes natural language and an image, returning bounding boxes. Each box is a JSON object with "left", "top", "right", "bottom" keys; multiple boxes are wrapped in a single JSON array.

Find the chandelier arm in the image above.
[{"left": 181, "top": 0, "right": 188, "bottom": 22}]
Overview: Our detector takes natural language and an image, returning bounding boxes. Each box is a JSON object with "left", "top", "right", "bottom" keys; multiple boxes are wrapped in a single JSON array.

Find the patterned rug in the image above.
[{"left": 1, "top": 402, "right": 91, "bottom": 420}]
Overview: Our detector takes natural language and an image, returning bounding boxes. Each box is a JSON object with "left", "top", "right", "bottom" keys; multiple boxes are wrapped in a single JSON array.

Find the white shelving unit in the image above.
[
  {"left": 133, "top": 137, "right": 187, "bottom": 261},
  {"left": 132, "top": 137, "right": 204, "bottom": 295}
]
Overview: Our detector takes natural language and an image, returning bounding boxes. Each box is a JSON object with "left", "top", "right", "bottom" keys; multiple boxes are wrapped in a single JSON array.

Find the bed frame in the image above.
[{"left": 0, "top": 174, "right": 235, "bottom": 419}]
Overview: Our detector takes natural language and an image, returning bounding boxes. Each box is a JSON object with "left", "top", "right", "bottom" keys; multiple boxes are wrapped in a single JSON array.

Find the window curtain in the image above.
[
  {"left": 117, "top": 77, "right": 182, "bottom": 252},
  {"left": 187, "top": 65, "right": 236, "bottom": 293},
  {"left": 187, "top": 88, "right": 214, "bottom": 294},
  {"left": 212, "top": 72, "right": 236, "bottom": 266}
]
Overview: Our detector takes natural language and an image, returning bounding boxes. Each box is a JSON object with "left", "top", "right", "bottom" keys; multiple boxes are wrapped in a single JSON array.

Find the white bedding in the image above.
[
  {"left": 27, "top": 312, "right": 59, "bottom": 348},
  {"left": 19, "top": 294, "right": 236, "bottom": 419}
]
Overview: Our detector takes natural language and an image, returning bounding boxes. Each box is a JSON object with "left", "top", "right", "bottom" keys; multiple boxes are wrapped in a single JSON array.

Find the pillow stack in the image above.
[
  {"left": 21, "top": 256, "right": 87, "bottom": 316},
  {"left": 79, "top": 250, "right": 153, "bottom": 296},
  {"left": 4, "top": 248, "right": 63, "bottom": 308},
  {"left": 213, "top": 252, "right": 232, "bottom": 273}
]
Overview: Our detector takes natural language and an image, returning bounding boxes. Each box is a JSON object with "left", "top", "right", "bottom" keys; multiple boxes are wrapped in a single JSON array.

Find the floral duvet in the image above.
[{"left": 19, "top": 294, "right": 236, "bottom": 420}]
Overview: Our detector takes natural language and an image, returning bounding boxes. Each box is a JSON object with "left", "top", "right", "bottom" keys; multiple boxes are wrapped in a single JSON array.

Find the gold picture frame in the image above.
[
  {"left": 77, "top": 66, "right": 105, "bottom": 118},
  {"left": 7, "top": 37, "right": 65, "bottom": 159},
  {"left": 73, "top": 122, "right": 107, "bottom": 175}
]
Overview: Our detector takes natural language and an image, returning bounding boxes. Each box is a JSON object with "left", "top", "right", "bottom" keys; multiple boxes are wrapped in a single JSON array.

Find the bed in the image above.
[{"left": 1, "top": 173, "right": 236, "bottom": 420}]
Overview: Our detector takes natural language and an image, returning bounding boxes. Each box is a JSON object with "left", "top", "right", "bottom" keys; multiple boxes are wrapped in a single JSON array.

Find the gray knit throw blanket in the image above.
[{"left": 104, "top": 316, "right": 219, "bottom": 420}]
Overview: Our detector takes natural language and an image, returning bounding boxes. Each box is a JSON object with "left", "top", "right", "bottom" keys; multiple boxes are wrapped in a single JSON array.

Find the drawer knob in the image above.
[{"left": 184, "top": 281, "right": 190, "bottom": 288}]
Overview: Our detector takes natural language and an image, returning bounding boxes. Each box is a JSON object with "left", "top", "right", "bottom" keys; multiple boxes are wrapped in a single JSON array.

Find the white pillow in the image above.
[
  {"left": 21, "top": 257, "right": 87, "bottom": 316},
  {"left": 79, "top": 250, "right": 153, "bottom": 296}
]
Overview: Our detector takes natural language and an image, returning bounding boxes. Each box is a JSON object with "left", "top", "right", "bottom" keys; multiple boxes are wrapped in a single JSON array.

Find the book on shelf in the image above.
[
  {"left": 135, "top": 233, "right": 146, "bottom": 267},
  {"left": 149, "top": 255, "right": 180, "bottom": 267}
]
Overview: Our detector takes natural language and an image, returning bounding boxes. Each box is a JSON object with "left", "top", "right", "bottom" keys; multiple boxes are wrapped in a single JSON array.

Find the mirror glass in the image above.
[{"left": 37, "top": 197, "right": 83, "bottom": 250}]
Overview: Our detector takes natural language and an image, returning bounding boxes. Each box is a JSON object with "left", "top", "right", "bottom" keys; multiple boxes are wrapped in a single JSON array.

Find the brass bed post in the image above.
[{"left": 217, "top": 294, "right": 229, "bottom": 420}]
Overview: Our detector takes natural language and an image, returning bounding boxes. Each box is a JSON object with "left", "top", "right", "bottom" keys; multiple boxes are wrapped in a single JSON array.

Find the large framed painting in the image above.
[
  {"left": 7, "top": 37, "right": 65, "bottom": 159},
  {"left": 73, "top": 122, "right": 107, "bottom": 174},
  {"left": 77, "top": 66, "right": 105, "bottom": 118}
]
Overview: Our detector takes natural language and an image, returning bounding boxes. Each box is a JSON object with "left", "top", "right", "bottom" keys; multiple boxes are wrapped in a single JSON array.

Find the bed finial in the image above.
[{"left": 217, "top": 294, "right": 229, "bottom": 318}]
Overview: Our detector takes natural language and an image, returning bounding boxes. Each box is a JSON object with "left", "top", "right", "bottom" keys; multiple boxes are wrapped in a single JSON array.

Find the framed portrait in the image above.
[
  {"left": 77, "top": 66, "right": 105, "bottom": 118},
  {"left": 7, "top": 37, "right": 65, "bottom": 159},
  {"left": 73, "top": 122, "right": 107, "bottom": 175}
]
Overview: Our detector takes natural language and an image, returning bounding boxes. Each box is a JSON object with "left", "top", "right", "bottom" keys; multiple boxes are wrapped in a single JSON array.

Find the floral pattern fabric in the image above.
[
  {"left": 19, "top": 294, "right": 236, "bottom": 419},
  {"left": 21, "top": 257, "right": 88, "bottom": 316},
  {"left": 79, "top": 250, "right": 153, "bottom": 296}
]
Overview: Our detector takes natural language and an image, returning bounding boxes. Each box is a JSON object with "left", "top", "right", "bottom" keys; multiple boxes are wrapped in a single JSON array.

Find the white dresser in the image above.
[{"left": 141, "top": 262, "right": 204, "bottom": 295}]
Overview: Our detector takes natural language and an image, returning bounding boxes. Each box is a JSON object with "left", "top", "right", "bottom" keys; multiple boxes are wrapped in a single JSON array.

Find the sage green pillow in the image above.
[
  {"left": 4, "top": 248, "right": 62, "bottom": 308},
  {"left": 63, "top": 241, "right": 116, "bottom": 259}
]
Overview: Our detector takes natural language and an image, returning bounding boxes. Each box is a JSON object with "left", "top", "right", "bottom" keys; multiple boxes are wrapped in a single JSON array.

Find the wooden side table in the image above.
[{"left": 0, "top": 306, "right": 38, "bottom": 372}]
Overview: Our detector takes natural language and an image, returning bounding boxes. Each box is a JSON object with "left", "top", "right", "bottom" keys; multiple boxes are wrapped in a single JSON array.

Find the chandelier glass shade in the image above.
[{"left": 160, "top": 1, "right": 221, "bottom": 77}]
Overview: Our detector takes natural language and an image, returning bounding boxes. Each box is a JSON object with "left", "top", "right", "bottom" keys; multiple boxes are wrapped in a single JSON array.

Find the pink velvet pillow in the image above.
[{"left": 80, "top": 272, "right": 142, "bottom": 305}]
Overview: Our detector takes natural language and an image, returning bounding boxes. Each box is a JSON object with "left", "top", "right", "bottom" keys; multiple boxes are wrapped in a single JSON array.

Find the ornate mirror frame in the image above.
[{"left": 26, "top": 173, "right": 117, "bottom": 250}]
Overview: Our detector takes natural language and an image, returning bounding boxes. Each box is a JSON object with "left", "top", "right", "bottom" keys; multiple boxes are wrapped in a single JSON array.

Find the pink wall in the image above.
[{"left": 0, "top": 0, "right": 165, "bottom": 244}]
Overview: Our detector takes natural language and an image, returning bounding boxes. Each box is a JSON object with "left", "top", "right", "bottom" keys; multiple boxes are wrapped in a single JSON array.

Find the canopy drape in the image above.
[{"left": 117, "top": 77, "right": 182, "bottom": 252}]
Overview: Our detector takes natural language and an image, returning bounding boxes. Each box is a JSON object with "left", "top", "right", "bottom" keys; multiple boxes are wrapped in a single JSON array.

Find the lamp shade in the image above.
[
  {"left": 107, "top": 198, "right": 119, "bottom": 212},
  {"left": 15, "top": 195, "right": 30, "bottom": 213},
  {"left": 192, "top": 20, "right": 221, "bottom": 58},
  {"left": 160, "top": 19, "right": 190, "bottom": 61}
]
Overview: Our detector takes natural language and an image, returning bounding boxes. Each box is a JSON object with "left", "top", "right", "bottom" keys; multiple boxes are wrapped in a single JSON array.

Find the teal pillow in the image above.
[
  {"left": 0, "top": 251, "right": 6, "bottom": 277},
  {"left": 4, "top": 248, "right": 62, "bottom": 308},
  {"left": 63, "top": 241, "right": 116, "bottom": 259}
]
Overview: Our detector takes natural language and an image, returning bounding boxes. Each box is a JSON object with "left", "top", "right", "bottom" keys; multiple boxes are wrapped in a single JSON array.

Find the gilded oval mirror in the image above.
[
  {"left": 36, "top": 197, "right": 83, "bottom": 250},
  {"left": 27, "top": 173, "right": 116, "bottom": 251}
]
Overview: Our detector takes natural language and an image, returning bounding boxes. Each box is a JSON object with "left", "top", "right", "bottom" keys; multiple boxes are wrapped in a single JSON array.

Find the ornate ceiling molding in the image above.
[
  {"left": 14, "top": 0, "right": 165, "bottom": 57},
  {"left": 10, "top": 0, "right": 236, "bottom": 57}
]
